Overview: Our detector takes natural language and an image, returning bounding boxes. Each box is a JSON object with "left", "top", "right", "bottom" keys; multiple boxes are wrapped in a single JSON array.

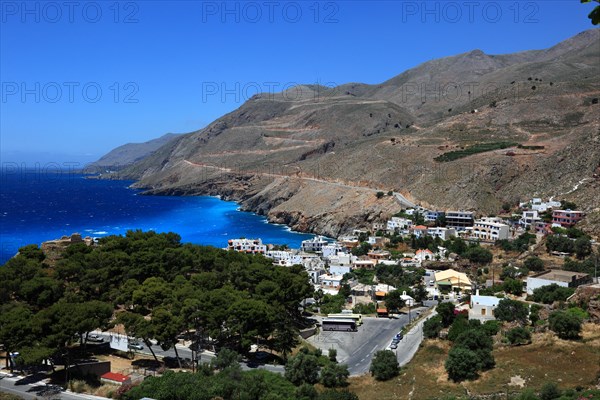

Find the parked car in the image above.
[
  {"left": 87, "top": 334, "right": 104, "bottom": 343},
  {"left": 395, "top": 332, "right": 403, "bottom": 340},
  {"left": 128, "top": 342, "right": 144, "bottom": 350},
  {"left": 390, "top": 343, "right": 398, "bottom": 350}
]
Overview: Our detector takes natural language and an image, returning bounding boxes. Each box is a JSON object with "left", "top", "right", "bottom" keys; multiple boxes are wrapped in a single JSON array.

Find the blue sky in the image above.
[{"left": 0, "top": 1, "right": 596, "bottom": 165}]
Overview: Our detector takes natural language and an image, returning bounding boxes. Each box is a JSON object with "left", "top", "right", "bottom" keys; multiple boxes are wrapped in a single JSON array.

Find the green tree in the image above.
[
  {"left": 320, "top": 363, "right": 349, "bottom": 388},
  {"left": 494, "top": 299, "right": 528, "bottom": 323},
  {"left": 524, "top": 256, "right": 545, "bottom": 272},
  {"left": 445, "top": 346, "right": 481, "bottom": 382},
  {"left": 540, "top": 381, "right": 562, "bottom": 400},
  {"left": 436, "top": 302, "right": 456, "bottom": 327},
  {"left": 574, "top": 236, "right": 592, "bottom": 259},
  {"left": 0, "top": 303, "right": 34, "bottom": 371},
  {"left": 384, "top": 290, "right": 405, "bottom": 314},
  {"left": 284, "top": 352, "right": 320, "bottom": 385},
  {"left": 328, "top": 348, "right": 337, "bottom": 363},
  {"left": 531, "top": 284, "right": 575, "bottom": 304},
  {"left": 296, "top": 384, "right": 318, "bottom": 400},
  {"left": 548, "top": 310, "right": 582, "bottom": 340},
  {"left": 376, "top": 191, "right": 385, "bottom": 199},
  {"left": 505, "top": 327, "right": 531, "bottom": 345},
  {"left": 503, "top": 278, "right": 523, "bottom": 296},
  {"left": 369, "top": 350, "right": 399, "bottom": 381},
  {"left": 423, "top": 315, "right": 443, "bottom": 339},
  {"left": 464, "top": 247, "right": 493, "bottom": 265},
  {"left": 212, "top": 348, "right": 241, "bottom": 370},
  {"left": 453, "top": 329, "right": 495, "bottom": 370}
]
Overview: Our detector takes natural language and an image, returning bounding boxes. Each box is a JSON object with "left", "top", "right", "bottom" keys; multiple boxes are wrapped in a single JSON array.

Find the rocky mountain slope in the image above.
[
  {"left": 86, "top": 133, "right": 180, "bottom": 172},
  {"left": 106, "top": 29, "right": 600, "bottom": 237}
]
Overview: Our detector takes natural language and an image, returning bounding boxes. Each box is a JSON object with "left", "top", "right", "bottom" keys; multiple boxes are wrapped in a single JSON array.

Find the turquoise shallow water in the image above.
[{"left": 0, "top": 171, "right": 315, "bottom": 264}]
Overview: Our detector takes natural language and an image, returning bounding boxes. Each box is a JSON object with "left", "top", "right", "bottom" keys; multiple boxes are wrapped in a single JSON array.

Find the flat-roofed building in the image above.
[
  {"left": 301, "top": 236, "right": 329, "bottom": 253},
  {"left": 469, "top": 291, "right": 500, "bottom": 322},
  {"left": 445, "top": 211, "right": 474, "bottom": 230},
  {"left": 227, "top": 238, "right": 266, "bottom": 254},
  {"left": 552, "top": 210, "right": 584, "bottom": 227},
  {"left": 471, "top": 217, "right": 510, "bottom": 241},
  {"left": 526, "top": 269, "right": 592, "bottom": 295}
]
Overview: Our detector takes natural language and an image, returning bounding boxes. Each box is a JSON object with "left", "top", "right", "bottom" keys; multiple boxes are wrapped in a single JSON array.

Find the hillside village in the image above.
[{"left": 229, "top": 197, "right": 596, "bottom": 317}]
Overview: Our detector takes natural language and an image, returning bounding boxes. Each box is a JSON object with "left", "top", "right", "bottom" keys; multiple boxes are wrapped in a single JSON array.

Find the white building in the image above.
[
  {"left": 519, "top": 210, "right": 540, "bottom": 229},
  {"left": 301, "top": 236, "right": 329, "bottom": 253},
  {"left": 227, "top": 238, "right": 266, "bottom": 254},
  {"left": 471, "top": 217, "right": 510, "bottom": 241},
  {"left": 414, "top": 249, "right": 435, "bottom": 263},
  {"left": 321, "top": 243, "right": 343, "bottom": 259},
  {"left": 427, "top": 227, "right": 456, "bottom": 241},
  {"left": 319, "top": 274, "right": 344, "bottom": 289},
  {"left": 400, "top": 291, "right": 415, "bottom": 307},
  {"left": 386, "top": 217, "right": 413, "bottom": 233},
  {"left": 520, "top": 198, "right": 561, "bottom": 213},
  {"left": 264, "top": 250, "right": 302, "bottom": 266},
  {"left": 329, "top": 265, "right": 352, "bottom": 276},
  {"left": 526, "top": 270, "right": 592, "bottom": 295},
  {"left": 327, "top": 252, "right": 355, "bottom": 266},
  {"left": 469, "top": 291, "right": 500, "bottom": 322}
]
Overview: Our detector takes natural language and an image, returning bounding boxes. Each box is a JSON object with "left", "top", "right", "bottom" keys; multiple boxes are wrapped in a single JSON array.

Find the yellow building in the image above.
[{"left": 434, "top": 269, "right": 472, "bottom": 292}]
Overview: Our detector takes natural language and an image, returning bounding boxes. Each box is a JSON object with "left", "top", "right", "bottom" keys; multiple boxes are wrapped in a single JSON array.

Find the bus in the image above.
[
  {"left": 327, "top": 313, "right": 363, "bottom": 326},
  {"left": 321, "top": 318, "right": 357, "bottom": 332}
]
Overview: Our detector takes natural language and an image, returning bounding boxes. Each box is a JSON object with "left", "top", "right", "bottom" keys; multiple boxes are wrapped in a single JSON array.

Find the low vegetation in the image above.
[{"left": 434, "top": 142, "right": 518, "bottom": 162}]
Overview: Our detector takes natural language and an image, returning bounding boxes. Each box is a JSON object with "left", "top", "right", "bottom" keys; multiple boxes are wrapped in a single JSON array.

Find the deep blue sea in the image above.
[{"left": 0, "top": 170, "right": 315, "bottom": 264}]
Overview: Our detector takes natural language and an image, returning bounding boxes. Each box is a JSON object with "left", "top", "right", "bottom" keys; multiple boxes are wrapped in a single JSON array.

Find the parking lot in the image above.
[{"left": 308, "top": 307, "right": 428, "bottom": 375}]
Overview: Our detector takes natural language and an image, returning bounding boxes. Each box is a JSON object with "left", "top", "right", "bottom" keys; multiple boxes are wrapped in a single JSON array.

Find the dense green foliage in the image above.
[
  {"left": 0, "top": 231, "right": 313, "bottom": 368},
  {"left": 122, "top": 368, "right": 296, "bottom": 400},
  {"left": 494, "top": 299, "right": 529, "bottom": 323},
  {"left": 496, "top": 233, "right": 536, "bottom": 252},
  {"left": 436, "top": 302, "right": 456, "bottom": 327},
  {"left": 434, "top": 142, "right": 518, "bottom": 162},
  {"left": 369, "top": 350, "right": 400, "bottom": 381},
  {"left": 464, "top": 246, "right": 493, "bottom": 265},
  {"left": 531, "top": 284, "right": 575, "bottom": 304},
  {"left": 444, "top": 317, "right": 496, "bottom": 382},
  {"left": 549, "top": 310, "right": 583, "bottom": 340},
  {"left": 505, "top": 327, "right": 532, "bottom": 345},
  {"left": 524, "top": 256, "right": 545, "bottom": 272},
  {"left": 423, "top": 315, "right": 443, "bottom": 339}
]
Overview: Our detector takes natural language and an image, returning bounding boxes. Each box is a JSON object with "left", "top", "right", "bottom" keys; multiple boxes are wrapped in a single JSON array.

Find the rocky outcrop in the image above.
[{"left": 570, "top": 284, "right": 600, "bottom": 323}]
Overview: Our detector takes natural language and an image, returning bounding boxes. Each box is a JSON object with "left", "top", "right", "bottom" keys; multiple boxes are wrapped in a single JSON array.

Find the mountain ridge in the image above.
[{"left": 100, "top": 29, "right": 600, "bottom": 237}]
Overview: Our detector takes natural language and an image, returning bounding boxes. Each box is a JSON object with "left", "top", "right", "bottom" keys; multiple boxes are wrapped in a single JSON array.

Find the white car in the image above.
[{"left": 87, "top": 334, "right": 104, "bottom": 343}]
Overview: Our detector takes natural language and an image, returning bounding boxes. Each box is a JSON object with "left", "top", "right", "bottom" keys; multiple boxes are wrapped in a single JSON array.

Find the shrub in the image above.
[
  {"left": 539, "top": 381, "right": 561, "bottom": 400},
  {"left": 320, "top": 363, "right": 349, "bottom": 388},
  {"left": 494, "top": 299, "right": 529, "bottom": 323},
  {"left": 434, "top": 142, "right": 518, "bottom": 162},
  {"left": 524, "top": 256, "right": 545, "bottom": 272},
  {"left": 436, "top": 302, "right": 456, "bottom": 327},
  {"left": 531, "top": 284, "right": 575, "bottom": 304},
  {"left": 423, "top": 315, "right": 443, "bottom": 339},
  {"left": 445, "top": 347, "right": 481, "bottom": 382},
  {"left": 481, "top": 320, "right": 501, "bottom": 336},
  {"left": 549, "top": 310, "right": 582, "bottom": 340},
  {"left": 369, "top": 350, "right": 399, "bottom": 381},
  {"left": 505, "top": 327, "right": 531, "bottom": 345},
  {"left": 376, "top": 192, "right": 385, "bottom": 199}
]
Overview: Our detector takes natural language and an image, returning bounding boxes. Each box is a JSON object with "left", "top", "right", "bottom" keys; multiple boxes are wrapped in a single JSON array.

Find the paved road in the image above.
[{"left": 308, "top": 306, "right": 429, "bottom": 376}]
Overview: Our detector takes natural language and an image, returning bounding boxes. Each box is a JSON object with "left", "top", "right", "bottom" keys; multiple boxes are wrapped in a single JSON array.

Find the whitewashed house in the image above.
[{"left": 469, "top": 291, "right": 500, "bottom": 322}]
